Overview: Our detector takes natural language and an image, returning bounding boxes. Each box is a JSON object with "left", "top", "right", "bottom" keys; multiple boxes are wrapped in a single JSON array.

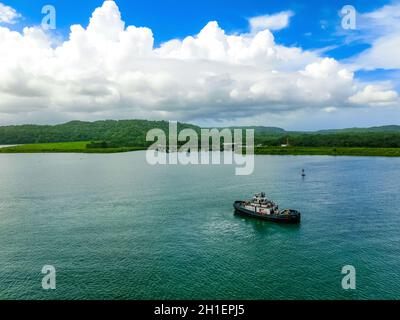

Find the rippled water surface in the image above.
[{"left": 0, "top": 152, "right": 399, "bottom": 299}]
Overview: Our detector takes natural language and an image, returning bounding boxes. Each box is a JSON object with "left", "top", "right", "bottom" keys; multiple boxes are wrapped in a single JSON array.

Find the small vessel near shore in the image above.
[{"left": 234, "top": 193, "right": 301, "bottom": 223}]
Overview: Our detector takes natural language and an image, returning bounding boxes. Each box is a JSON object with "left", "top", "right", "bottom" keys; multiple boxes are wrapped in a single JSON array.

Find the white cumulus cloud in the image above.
[
  {"left": 0, "top": 2, "right": 20, "bottom": 24},
  {"left": 348, "top": 3, "right": 400, "bottom": 70},
  {"left": 348, "top": 85, "right": 398, "bottom": 106},
  {"left": 0, "top": 0, "right": 398, "bottom": 125},
  {"left": 249, "top": 11, "right": 294, "bottom": 32}
]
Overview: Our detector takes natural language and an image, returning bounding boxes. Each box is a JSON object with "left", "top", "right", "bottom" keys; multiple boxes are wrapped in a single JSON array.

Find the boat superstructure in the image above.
[{"left": 234, "top": 193, "right": 301, "bottom": 223}]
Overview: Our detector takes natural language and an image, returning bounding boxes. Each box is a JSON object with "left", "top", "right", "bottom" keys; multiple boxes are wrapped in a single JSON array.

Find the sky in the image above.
[{"left": 0, "top": 0, "right": 399, "bottom": 130}]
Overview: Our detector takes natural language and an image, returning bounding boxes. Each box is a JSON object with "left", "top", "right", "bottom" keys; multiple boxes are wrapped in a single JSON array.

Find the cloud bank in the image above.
[
  {"left": 0, "top": 0, "right": 398, "bottom": 125},
  {"left": 249, "top": 11, "right": 294, "bottom": 32},
  {"left": 348, "top": 3, "right": 400, "bottom": 71}
]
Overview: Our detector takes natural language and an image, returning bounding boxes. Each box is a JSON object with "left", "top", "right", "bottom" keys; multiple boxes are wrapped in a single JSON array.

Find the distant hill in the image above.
[
  {"left": 229, "top": 125, "right": 400, "bottom": 148},
  {"left": 222, "top": 125, "right": 400, "bottom": 135},
  {"left": 221, "top": 126, "right": 286, "bottom": 135},
  {"left": 316, "top": 125, "right": 400, "bottom": 134},
  {"left": 0, "top": 120, "right": 200, "bottom": 146},
  {"left": 0, "top": 120, "right": 400, "bottom": 148}
]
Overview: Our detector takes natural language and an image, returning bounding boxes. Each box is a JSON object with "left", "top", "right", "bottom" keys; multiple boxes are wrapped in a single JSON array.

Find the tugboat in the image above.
[{"left": 233, "top": 193, "right": 301, "bottom": 223}]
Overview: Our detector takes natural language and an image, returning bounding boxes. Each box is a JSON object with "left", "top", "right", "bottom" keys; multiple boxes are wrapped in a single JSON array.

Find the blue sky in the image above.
[
  {"left": 7, "top": 0, "right": 388, "bottom": 54},
  {"left": 1, "top": 0, "right": 399, "bottom": 129}
]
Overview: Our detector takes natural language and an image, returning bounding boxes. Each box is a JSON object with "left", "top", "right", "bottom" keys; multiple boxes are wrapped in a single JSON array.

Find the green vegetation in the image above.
[
  {"left": 254, "top": 131, "right": 400, "bottom": 148},
  {"left": 0, "top": 120, "right": 400, "bottom": 156},
  {"left": 0, "top": 120, "right": 199, "bottom": 147},
  {"left": 1, "top": 142, "right": 400, "bottom": 157},
  {"left": 0, "top": 141, "right": 145, "bottom": 153}
]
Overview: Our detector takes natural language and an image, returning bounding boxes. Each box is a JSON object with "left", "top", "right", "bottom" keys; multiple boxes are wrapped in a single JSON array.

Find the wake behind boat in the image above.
[{"left": 234, "top": 193, "right": 301, "bottom": 223}]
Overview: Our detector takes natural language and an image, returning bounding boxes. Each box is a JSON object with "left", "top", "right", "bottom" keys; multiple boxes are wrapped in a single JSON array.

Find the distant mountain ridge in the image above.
[
  {"left": 315, "top": 125, "right": 400, "bottom": 134},
  {"left": 221, "top": 126, "right": 286, "bottom": 134},
  {"left": 219, "top": 125, "right": 400, "bottom": 134}
]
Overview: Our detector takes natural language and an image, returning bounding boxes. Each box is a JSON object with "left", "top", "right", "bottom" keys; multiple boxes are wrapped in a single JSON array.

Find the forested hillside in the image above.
[
  {"left": 1, "top": 120, "right": 400, "bottom": 148},
  {"left": 0, "top": 120, "right": 199, "bottom": 147}
]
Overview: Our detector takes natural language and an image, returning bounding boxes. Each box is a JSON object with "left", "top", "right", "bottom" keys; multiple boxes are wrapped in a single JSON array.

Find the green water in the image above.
[{"left": 0, "top": 152, "right": 399, "bottom": 299}]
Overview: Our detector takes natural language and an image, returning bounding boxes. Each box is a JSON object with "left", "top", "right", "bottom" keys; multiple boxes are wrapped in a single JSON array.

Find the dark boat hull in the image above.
[{"left": 233, "top": 201, "right": 301, "bottom": 223}]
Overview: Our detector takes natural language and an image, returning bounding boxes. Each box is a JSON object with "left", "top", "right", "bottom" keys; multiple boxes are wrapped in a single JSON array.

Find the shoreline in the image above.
[
  {"left": 1, "top": 142, "right": 400, "bottom": 157},
  {"left": 0, "top": 142, "right": 146, "bottom": 154},
  {"left": 254, "top": 147, "right": 400, "bottom": 157}
]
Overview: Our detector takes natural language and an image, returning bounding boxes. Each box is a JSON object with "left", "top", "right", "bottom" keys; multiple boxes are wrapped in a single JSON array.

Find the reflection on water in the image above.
[{"left": 233, "top": 212, "right": 301, "bottom": 233}]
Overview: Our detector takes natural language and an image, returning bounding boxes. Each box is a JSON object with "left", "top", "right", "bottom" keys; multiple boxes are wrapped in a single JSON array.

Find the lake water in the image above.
[{"left": 0, "top": 152, "right": 399, "bottom": 299}]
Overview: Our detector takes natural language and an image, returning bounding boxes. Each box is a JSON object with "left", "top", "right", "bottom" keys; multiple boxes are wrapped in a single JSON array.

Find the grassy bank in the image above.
[
  {"left": 1, "top": 142, "right": 400, "bottom": 157},
  {"left": 254, "top": 146, "right": 400, "bottom": 157},
  {"left": 0, "top": 141, "right": 145, "bottom": 153}
]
